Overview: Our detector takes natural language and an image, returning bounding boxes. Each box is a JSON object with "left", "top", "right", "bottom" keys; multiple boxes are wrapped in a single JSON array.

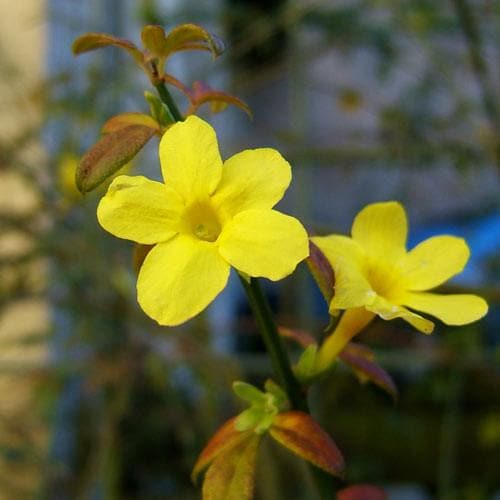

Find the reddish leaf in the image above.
[
  {"left": 307, "top": 240, "right": 335, "bottom": 305},
  {"left": 186, "top": 81, "right": 252, "bottom": 117},
  {"left": 163, "top": 73, "right": 191, "bottom": 95},
  {"left": 339, "top": 343, "right": 398, "bottom": 399},
  {"left": 72, "top": 33, "right": 143, "bottom": 63},
  {"left": 192, "top": 417, "right": 252, "bottom": 482},
  {"left": 102, "top": 113, "right": 160, "bottom": 134},
  {"left": 164, "top": 24, "right": 224, "bottom": 59},
  {"left": 278, "top": 326, "right": 315, "bottom": 348},
  {"left": 270, "top": 411, "right": 344, "bottom": 478},
  {"left": 202, "top": 434, "right": 260, "bottom": 500},
  {"left": 337, "top": 484, "right": 387, "bottom": 500},
  {"left": 77, "top": 125, "right": 155, "bottom": 193}
]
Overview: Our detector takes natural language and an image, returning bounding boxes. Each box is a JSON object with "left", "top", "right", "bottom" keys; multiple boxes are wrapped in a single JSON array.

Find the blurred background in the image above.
[{"left": 0, "top": 0, "right": 499, "bottom": 498}]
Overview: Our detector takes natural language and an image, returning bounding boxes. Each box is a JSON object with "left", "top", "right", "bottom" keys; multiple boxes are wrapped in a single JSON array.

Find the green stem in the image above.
[
  {"left": 239, "top": 276, "right": 307, "bottom": 412},
  {"left": 154, "top": 81, "right": 184, "bottom": 122},
  {"left": 239, "top": 276, "right": 335, "bottom": 499}
]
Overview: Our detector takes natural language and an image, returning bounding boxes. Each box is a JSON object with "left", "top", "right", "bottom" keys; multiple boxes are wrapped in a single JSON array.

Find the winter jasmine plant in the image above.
[{"left": 72, "top": 23, "right": 488, "bottom": 500}]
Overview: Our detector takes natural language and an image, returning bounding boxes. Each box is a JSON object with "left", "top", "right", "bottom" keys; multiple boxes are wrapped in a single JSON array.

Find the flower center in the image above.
[
  {"left": 364, "top": 259, "right": 405, "bottom": 302},
  {"left": 184, "top": 200, "right": 222, "bottom": 242}
]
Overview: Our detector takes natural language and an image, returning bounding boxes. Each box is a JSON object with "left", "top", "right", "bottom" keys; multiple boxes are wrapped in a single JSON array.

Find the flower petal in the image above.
[
  {"left": 159, "top": 115, "right": 223, "bottom": 202},
  {"left": 400, "top": 235, "right": 470, "bottom": 291},
  {"left": 212, "top": 148, "right": 291, "bottom": 218},
  {"left": 218, "top": 209, "right": 308, "bottom": 281},
  {"left": 311, "top": 235, "right": 373, "bottom": 312},
  {"left": 351, "top": 201, "right": 407, "bottom": 262},
  {"left": 403, "top": 292, "right": 488, "bottom": 326},
  {"left": 97, "top": 175, "right": 183, "bottom": 244},
  {"left": 367, "top": 296, "right": 435, "bottom": 334},
  {"left": 137, "top": 234, "right": 230, "bottom": 326}
]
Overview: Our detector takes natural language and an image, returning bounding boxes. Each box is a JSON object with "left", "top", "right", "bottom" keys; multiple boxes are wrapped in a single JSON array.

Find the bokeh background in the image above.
[{"left": 0, "top": 0, "right": 499, "bottom": 498}]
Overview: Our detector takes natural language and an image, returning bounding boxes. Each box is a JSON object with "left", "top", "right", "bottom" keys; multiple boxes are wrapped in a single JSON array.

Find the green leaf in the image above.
[
  {"left": 72, "top": 32, "right": 143, "bottom": 63},
  {"left": 235, "top": 407, "right": 264, "bottom": 433},
  {"left": 232, "top": 381, "right": 286, "bottom": 434},
  {"left": 295, "top": 344, "right": 320, "bottom": 382},
  {"left": 76, "top": 125, "right": 155, "bottom": 193},
  {"left": 270, "top": 411, "right": 345, "bottom": 478},
  {"left": 144, "top": 91, "right": 175, "bottom": 126},
  {"left": 339, "top": 343, "right": 398, "bottom": 399},
  {"left": 101, "top": 112, "right": 160, "bottom": 134},
  {"left": 232, "top": 381, "right": 266, "bottom": 405},
  {"left": 202, "top": 434, "right": 260, "bottom": 500},
  {"left": 307, "top": 240, "right": 335, "bottom": 305},
  {"left": 263, "top": 380, "right": 287, "bottom": 410},
  {"left": 192, "top": 417, "right": 251, "bottom": 483}
]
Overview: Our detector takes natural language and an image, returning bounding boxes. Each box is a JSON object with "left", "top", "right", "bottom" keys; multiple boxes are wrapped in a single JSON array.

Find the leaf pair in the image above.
[
  {"left": 73, "top": 23, "right": 224, "bottom": 81},
  {"left": 193, "top": 411, "right": 345, "bottom": 500},
  {"left": 280, "top": 326, "right": 397, "bottom": 398},
  {"left": 141, "top": 24, "right": 224, "bottom": 76},
  {"left": 233, "top": 380, "right": 287, "bottom": 434}
]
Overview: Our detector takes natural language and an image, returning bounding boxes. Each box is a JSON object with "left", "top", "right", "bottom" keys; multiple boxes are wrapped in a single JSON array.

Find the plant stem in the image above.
[
  {"left": 239, "top": 276, "right": 335, "bottom": 499},
  {"left": 154, "top": 81, "right": 184, "bottom": 122},
  {"left": 239, "top": 276, "right": 308, "bottom": 412}
]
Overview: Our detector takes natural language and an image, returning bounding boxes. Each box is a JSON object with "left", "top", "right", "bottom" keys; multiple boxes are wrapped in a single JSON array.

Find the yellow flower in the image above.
[
  {"left": 97, "top": 116, "right": 309, "bottom": 326},
  {"left": 311, "top": 201, "right": 488, "bottom": 334},
  {"left": 58, "top": 153, "right": 82, "bottom": 202}
]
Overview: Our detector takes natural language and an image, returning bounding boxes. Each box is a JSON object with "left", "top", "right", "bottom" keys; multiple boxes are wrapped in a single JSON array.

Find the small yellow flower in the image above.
[
  {"left": 311, "top": 201, "right": 488, "bottom": 334},
  {"left": 58, "top": 153, "right": 82, "bottom": 202},
  {"left": 97, "top": 116, "right": 309, "bottom": 326}
]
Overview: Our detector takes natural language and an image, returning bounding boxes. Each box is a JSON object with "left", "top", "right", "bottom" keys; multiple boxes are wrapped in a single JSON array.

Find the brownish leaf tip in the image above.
[
  {"left": 339, "top": 343, "right": 398, "bottom": 399},
  {"left": 278, "top": 326, "right": 316, "bottom": 348},
  {"left": 188, "top": 81, "right": 252, "bottom": 118},
  {"left": 101, "top": 113, "right": 160, "bottom": 134},
  {"left": 270, "top": 411, "right": 345, "bottom": 478},
  {"left": 192, "top": 417, "right": 251, "bottom": 483},
  {"left": 167, "top": 23, "right": 225, "bottom": 58},
  {"left": 307, "top": 240, "right": 335, "bottom": 304}
]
